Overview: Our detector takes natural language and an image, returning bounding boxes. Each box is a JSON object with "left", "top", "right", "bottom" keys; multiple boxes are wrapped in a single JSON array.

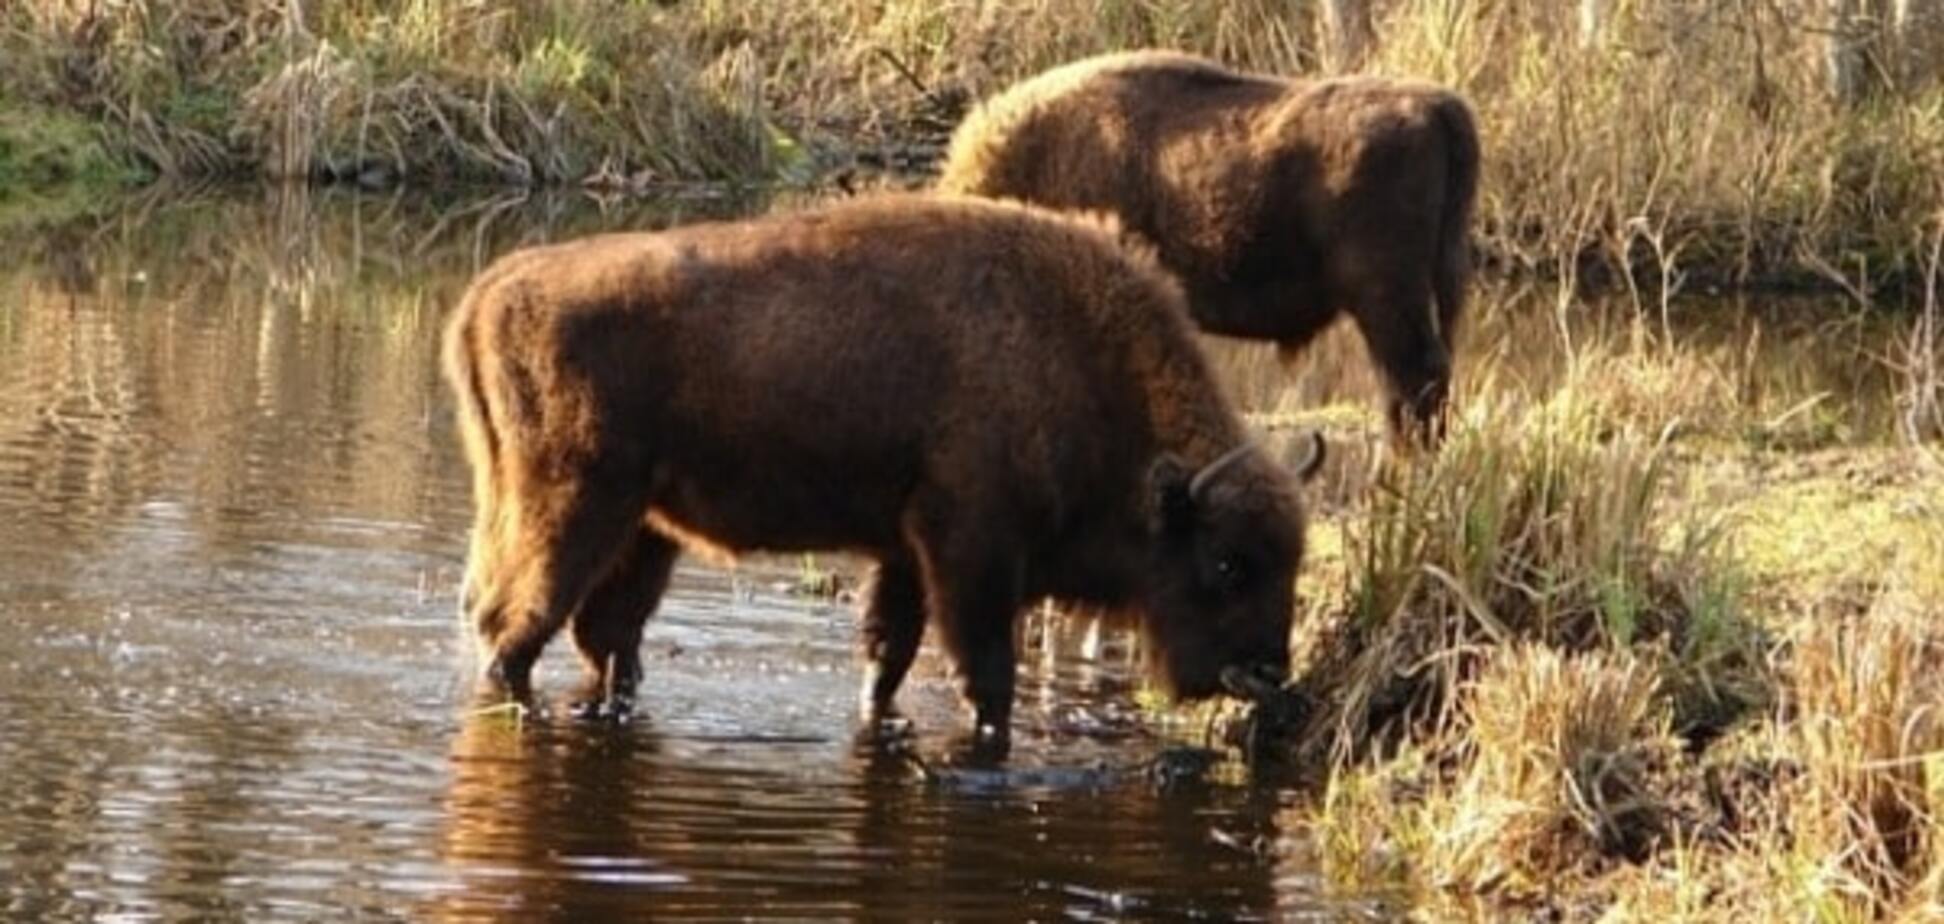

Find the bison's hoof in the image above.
[
  {"left": 569, "top": 696, "right": 634, "bottom": 724},
  {"left": 869, "top": 714, "right": 914, "bottom": 737},
  {"left": 855, "top": 715, "right": 916, "bottom": 752},
  {"left": 482, "top": 655, "right": 537, "bottom": 701},
  {"left": 949, "top": 720, "right": 1012, "bottom": 764},
  {"left": 958, "top": 727, "right": 1012, "bottom": 765}
]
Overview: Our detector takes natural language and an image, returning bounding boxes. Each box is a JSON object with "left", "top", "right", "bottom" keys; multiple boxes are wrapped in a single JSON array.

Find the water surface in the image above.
[{"left": 0, "top": 190, "right": 1340, "bottom": 921}]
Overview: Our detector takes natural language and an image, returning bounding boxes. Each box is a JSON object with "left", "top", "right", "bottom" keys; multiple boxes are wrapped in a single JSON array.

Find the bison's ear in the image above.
[{"left": 1148, "top": 455, "right": 1195, "bottom": 535}]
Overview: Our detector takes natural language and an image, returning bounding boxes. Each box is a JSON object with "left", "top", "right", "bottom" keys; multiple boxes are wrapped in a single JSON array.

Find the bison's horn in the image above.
[
  {"left": 1188, "top": 444, "right": 1255, "bottom": 500},
  {"left": 1289, "top": 430, "right": 1325, "bottom": 482}
]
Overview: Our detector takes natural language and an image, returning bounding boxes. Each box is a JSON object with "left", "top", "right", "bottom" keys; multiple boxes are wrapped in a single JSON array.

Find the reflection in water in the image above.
[
  {"left": 0, "top": 188, "right": 1894, "bottom": 919},
  {"left": 434, "top": 718, "right": 1287, "bottom": 921}
]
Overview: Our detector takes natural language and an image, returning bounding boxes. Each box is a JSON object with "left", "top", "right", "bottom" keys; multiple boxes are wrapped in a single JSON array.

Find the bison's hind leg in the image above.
[
  {"left": 472, "top": 473, "right": 648, "bottom": 702},
  {"left": 569, "top": 528, "right": 680, "bottom": 709},
  {"left": 858, "top": 554, "right": 926, "bottom": 723}
]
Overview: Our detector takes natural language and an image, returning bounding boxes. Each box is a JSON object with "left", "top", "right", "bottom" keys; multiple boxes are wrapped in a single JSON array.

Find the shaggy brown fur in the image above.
[
  {"left": 442, "top": 193, "right": 1322, "bottom": 737},
  {"left": 938, "top": 50, "right": 1480, "bottom": 442}
]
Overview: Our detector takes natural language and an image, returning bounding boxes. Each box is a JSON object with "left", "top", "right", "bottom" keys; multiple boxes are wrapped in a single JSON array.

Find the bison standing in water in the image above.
[
  {"left": 938, "top": 51, "right": 1480, "bottom": 443},
  {"left": 443, "top": 194, "right": 1322, "bottom": 740}
]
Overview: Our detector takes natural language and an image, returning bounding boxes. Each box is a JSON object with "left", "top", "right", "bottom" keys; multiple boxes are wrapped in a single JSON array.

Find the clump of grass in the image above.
[
  {"left": 1294, "top": 331, "right": 1941, "bottom": 915},
  {"left": 1283, "top": 347, "right": 1765, "bottom": 769},
  {"left": 3, "top": 1, "right": 788, "bottom": 185},
  {"left": 1316, "top": 648, "right": 1677, "bottom": 906},
  {"left": 1303, "top": 515, "right": 1943, "bottom": 920},
  {"left": 1780, "top": 580, "right": 1944, "bottom": 915},
  {"left": 1281, "top": 337, "right": 1790, "bottom": 916},
  {"left": 0, "top": 98, "right": 145, "bottom": 191},
  {"left": 1595, "top": 574, "right": 1944, "bottom": 922},
  {"left": 1433, "top": 648, "right": 1675, "bottom": 888}
]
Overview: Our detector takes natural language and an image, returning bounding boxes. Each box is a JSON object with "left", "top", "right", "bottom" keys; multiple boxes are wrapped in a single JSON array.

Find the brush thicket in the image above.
[{"left": 6, "top": 1, "right": 1942, "bottom": 292}]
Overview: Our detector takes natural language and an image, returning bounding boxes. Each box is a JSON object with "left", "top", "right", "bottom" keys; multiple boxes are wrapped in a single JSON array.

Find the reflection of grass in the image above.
[
  {"left": 468, "top": 701, "right": 528, "bottom": 729},
  {"left": 0, "top": 182, "right": 116, "bottom": 237},
  {"left": 0, "top": 186, "right": 772, "bottom": 311}
]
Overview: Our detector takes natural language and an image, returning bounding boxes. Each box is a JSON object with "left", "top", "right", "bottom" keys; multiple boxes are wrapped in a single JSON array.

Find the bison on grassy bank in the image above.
[
  {"left": 443, "top": 194, "right": 1323, "bottom": 739},
  {"left": 939, "top": 50, "right": 1480, "bottom": 444}
]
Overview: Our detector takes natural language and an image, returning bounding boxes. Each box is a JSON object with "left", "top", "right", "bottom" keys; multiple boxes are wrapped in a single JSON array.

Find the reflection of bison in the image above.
[
  {"left": 443, "top": 194, "right": 1322, "bottom": 737},
  {"left": 939, "top": 51, "right": 1480, "bottom": 442}
]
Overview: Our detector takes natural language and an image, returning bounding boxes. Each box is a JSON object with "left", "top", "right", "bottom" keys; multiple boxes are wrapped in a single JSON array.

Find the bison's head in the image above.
[{"left": 1140, "top": 432, "right": 1324, "bottom": 699}]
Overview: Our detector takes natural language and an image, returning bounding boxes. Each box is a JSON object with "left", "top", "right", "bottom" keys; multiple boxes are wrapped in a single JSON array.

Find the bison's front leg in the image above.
[
  {"left": 909, "top": 517, "right": 1025, "bottom": 744},
  {"left": 947, "top": 604, "right": 1020, "bottom": 742},
  {"left": 858, "top": 555, "right": 926, "bottom": 721},
  {"left": 569, "top": 529, "right": 680, "bottom": 711},
  {"left": 1349, "top": 279, "right": 1453, "bottom": 447}
]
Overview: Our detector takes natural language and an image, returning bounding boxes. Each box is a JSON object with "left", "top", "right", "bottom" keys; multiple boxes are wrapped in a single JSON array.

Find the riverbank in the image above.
[
  {"left": 5, "top": 1, "right": 1944, "bottom": 299},
  {"left": 1251, "top": 313, "right": 1942, "bottom": 919},
  {"left": 1167, "top": 274, "right": 1941, "bottom": 919}
]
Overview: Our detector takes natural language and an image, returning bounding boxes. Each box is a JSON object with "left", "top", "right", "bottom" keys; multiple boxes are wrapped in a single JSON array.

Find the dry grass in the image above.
[
  {"left": 1278, "top": 292, "right": 1942, "bottom": 918},
  {"left": 1432, "top": 648, "right": 1675, "bottom": 888},
  {"left": 1371, "top": 2, "right": 1944, "bottom": 293},
  {"left": 1316, "top": 648, "right": 1679, "bottom": 907},
  {"left": 1315, "top": 580, "right": 1944, "bottom": 921},
  {"left": 1273, "top": 339, "right": 1765, "bottom": 772},
  {"left": 4, "top": 0, "right": 1943, "bottom": 292},
  {"left": 1784, "top": 587, "right": 1944, "bottom": 916},
  {"left": 1594, "top": 571, "right": 1944, "bottom": 923}
]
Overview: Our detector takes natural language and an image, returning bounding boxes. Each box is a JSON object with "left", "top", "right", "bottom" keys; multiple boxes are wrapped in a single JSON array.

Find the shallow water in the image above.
[
  {"left": 0, "top": 189, "right": 1351, "bottom": 921},
  {"left": 0, "top": 188, "right": 1901, "bottom": 920}
]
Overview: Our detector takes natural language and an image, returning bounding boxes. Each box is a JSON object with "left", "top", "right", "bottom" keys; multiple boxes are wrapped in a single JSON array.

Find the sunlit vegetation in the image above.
[
  {"left": 4, "top": 1, "right": 1942, "bottom": 292},
  {"left": 1224, "top": 281, "right": 1942, "bottom": 920}
]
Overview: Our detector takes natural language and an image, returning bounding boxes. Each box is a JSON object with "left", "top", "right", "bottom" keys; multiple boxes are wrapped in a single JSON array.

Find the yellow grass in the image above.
[
  {"left": 1284, "top": 295, "right": 1943, "bottom": 919},
  {"left": 4, "top": 0, "right": 1942, "bottom": 291}
]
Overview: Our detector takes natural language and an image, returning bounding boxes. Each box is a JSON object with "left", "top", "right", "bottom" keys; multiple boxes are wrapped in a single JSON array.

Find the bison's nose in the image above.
[{"left": 1220, "top": 662, "right": 1290, "bottom": 702}]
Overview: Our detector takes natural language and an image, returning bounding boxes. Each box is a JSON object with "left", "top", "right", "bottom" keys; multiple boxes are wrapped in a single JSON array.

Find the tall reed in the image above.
[{"left": 5, "top": 1, "right": 1941, "bottom": 292}]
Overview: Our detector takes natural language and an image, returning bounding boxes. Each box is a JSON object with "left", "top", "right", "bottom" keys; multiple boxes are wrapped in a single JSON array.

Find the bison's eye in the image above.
[{"left": 1214, "top": 555, "right": 1248, "bottom": 591}]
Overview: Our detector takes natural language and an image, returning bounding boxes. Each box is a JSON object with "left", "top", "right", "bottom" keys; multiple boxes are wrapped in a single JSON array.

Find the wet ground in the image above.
[
  {"left": 0, "top": 188, "right": 1911, "bottom": 920},
  {"left": 0, "top": 190, "right": 1353, "bottom": 921}
]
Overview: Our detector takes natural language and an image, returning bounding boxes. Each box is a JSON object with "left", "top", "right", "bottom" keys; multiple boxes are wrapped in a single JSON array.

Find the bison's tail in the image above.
[
  {"left": 441, "top": 288, "right": 503, "bottom": 622},
  {"left": 1430, "top": 92, "right": 1480, "bottom": 345}
]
